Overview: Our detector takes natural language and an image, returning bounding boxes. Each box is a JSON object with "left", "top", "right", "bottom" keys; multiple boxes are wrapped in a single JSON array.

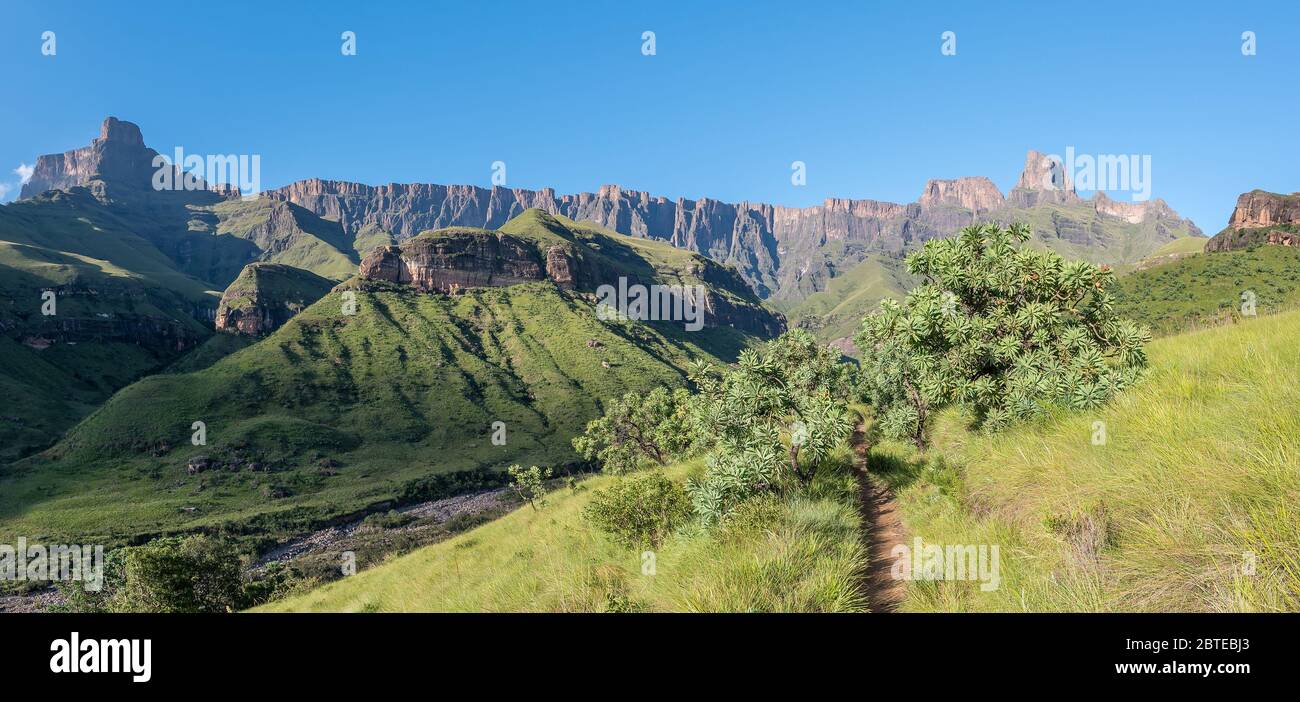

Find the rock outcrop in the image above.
[
  {"left": 353, "top": 210, "right": 786, "bottom": 337},
  {"left": 919, "top": 177, "right": 1005, "bottom": 212},
  {"left": 215, "top": 263, "right": 334, "bottom": 337},
  {"left": 358, "top": 229, "right": 575, "bottom": 293},
  {"left": 1206, "top": 190, "right": 1300, "bottom": 252},
  {"left": 1007, "top": 149, "right": 1083, "bottom": 207}
]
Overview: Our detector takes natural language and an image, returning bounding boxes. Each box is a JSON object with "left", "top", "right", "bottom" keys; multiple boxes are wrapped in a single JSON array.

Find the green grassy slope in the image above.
[
  {"left": 777, "top": 255, "right": 913, "bottom": 346},
  {"left": 218, "top": 262, "right": 335, "bottom": 319},
  {"left": 984, "top": 202, "right": 1201, "bottom": 267},
  {"left": 875, "top": 308, "right": 1300, "bottom": 612},
  {"left": 198, "top": 198, "right": 358, "bottom": 281},
  {"left": 0, "top": 282, "right": 754, "bottom": 545},
  {"left": 1114, "top": 246, "right": 1300, "bottom": 335},
  {"left": 0, "top": 195, "right": 221, "bottom": 458},
  {"left": 258, "top": 449, "right": 866, "bottom": 613},
  {"left": 0, "top": 184, "right": 369, "bottom": 460}
]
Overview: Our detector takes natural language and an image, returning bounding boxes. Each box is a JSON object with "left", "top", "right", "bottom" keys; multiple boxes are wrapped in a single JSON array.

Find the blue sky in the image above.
[{"left": 2, "top": 0, "right": 1296, "bottom": 231}]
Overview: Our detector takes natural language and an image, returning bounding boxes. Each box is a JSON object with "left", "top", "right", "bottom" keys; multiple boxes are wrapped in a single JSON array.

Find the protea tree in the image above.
[{"left": 855, "top": 222, "right": 1150, "bottom": 446}]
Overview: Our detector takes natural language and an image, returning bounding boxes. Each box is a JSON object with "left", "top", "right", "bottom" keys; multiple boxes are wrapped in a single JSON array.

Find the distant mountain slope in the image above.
[
  {"left": 0, "top": 118, "right": 366, "bottom": 456},
  {"left": 267, "top": 150, "right": 1200, "bottom": 302},
  {"left": 0, "top": 211, "right": 778, "bottom": 545}
]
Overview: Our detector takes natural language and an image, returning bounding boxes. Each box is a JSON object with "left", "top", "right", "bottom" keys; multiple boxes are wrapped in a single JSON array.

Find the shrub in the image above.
[
  {"left": 573, "top": 387, "right": 694, "bottom": 473},
  {"left": 686, "top": 330, "right": 854, "bottom": 522},
  {"left": 116, "top": 535, "right": 249, "bottom": 613},
  {"left": 584, "top": 471, "right": 691, "bottom": 548},
  {"left": 856, "top": 222, "right": 1150, "bottom": 445},
  {"left": 507, "top": 464, "right": 552, "bottom": 510}
]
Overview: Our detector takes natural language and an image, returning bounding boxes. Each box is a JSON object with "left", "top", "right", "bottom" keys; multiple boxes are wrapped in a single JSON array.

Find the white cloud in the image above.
[
  {"left": 14, "top": 163, "right": 34, "bottom": 184},
  {"left": 0, "top": 182, "right": 11, "bottom": 201}
]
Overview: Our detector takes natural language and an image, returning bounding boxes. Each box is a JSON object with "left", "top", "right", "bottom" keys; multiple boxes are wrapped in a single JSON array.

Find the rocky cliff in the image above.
[
  {"left": 919, "top": 176, "right": 1006, "bottom": 212},
  {"left": 266, "top": 149, "right": 1199, "bottom": 303},
  {"left": 215, "top": 263, "right": 335, "bottom": 337},
  {"left": 351, "top": 209, "right": 785, "bottom": 337},
  {"left": 1206, "top": 190, "right": 1300, "bottom": 252},
  {"left": 358, "top": 229, "right": 576, "bottom": 293}
]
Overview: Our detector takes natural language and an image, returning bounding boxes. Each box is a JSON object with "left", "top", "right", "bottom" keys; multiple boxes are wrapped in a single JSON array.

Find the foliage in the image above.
[
  {"left": 686, "top": 330, "right": 854, "bottom": 523},
  {"left": 572, "top": 387, "right": 694, "bottom": 473},
  {"left": 508, "top": 464, "right": 553, "bottom": 510},
  {"left": 583, "top": 470, "right": 691, "bottom": 548},
  {"left": 856, "top": 222, "right": 1150, "bottom": 444}
]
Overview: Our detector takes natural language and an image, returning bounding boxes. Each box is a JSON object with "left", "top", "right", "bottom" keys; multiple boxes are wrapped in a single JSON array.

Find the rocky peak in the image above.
[
  {"left": 1227, "top": 190, "right": 1300, "bottom": 229},
  {"left": 20, "top": 117, "right": 159, "bottom": 198},
  {"left": 918, "top": 176, "right": 1005, "bottom": 212},
  {"left": 98, "top": 116, "right": 145, "bottom": 147},
  {"left": 1008, "top": 149, "right": 1081, "bottom": 207},
  {"left": 1091, "top": 192, "right": 1171, "bottom": 224}
]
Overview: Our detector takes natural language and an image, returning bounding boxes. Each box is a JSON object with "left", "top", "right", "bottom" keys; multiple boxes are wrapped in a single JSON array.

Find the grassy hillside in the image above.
[
  {"left": 199, "top": 198, "right": 358, "bottom": 281},
  {"left": 0, "top": 281, "right": 754, "bottom": 545},
  {"left": 258, "top": 450, "right": 866, "bottom": 613},
  {"left": 0, "top": 185, "right": 363, "bottom": 458},
  {"left": 777, "top": 255, "right": 913, "bottom": 347},
  {"left": 983, "top": 202, "right": 1200, "bottom": 267},
  {"left": 1114, "top": 245, "right": 1300, "bottom": 334},
  {"left": 875, "top": 308, "right": 1300, "bottom": 612}
]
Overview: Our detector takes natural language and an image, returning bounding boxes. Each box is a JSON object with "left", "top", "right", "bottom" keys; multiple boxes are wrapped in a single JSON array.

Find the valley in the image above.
[{"left": 2, "top": 115, "right": 1297, "bottom": 615}]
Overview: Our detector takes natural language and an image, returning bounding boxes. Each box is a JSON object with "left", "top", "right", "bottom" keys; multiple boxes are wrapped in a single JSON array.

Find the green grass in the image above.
[
  {"left": 0, "top": 281, "right": 755, "bottom": 545},
  {"left": 257, "top": 448, "right": 867, "bottom": 613},
  {"left": 1114, "top": 245, "right": 1300, "bottom": 335},
  {"left": 203, "top": 199, "right": 358, "bottom": 281},
  {"left": 875, "top": 308, "right": 1300, "bottom": 612},
  {"left": 1145, "top": 235, "right": 1208, "bottom": 258}
]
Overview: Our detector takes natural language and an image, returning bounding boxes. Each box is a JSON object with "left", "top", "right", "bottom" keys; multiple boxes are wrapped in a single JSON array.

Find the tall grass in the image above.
[
  {"left": 876, "top": 309, "right": 1300, "bottom": 612},
  {"left": 257, "top": 447, "right": 867, "bottom": 613}
]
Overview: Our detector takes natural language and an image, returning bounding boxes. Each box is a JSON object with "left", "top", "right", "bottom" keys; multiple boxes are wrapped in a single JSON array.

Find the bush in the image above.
[
  {"left": 584, "top": 471, "right": 691, "bottom": 548},
  {"left": 856, "top": 222, "right": 1150, "bottom": 445},
  {"left": 116, "top": 535, "right": 249, "bottom": 613},
  {"left": 360, "top": 509, "right": 414, "bottom": 532}
]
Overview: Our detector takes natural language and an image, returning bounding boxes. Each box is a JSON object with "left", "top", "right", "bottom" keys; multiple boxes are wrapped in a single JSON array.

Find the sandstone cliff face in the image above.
[
  {"left": 352, "top": 212, "right": 786, "bottom": 338},
  {"left": 919, "top": 177, "right": 1006, "bottom": 212},
  {"left": 357, "top": 230, "right": 575, "bottom": 293},
  {"left": 215, "top": 263, "right": 334, "bottom": 337},
  {"left": 267, "top": 148, "right": 1197, "bottom": 303},
  {"left": 1206, "top": 190, "right": 1300, "bottom": 252}
]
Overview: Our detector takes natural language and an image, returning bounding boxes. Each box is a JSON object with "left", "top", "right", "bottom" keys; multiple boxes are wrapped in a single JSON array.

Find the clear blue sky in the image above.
[{"left": 2, "top": 0, "right": 1296, "bottom": 232}]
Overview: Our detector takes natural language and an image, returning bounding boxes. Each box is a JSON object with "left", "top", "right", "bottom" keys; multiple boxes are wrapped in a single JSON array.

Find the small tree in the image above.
[
  {"left": 686, "top": 330, "right": 854, "bottom": 523},
  {"left": 572, "top": 387, "right": 693, "bottom": 473},
  {"left": 690, "top": 330, "right": 853, "bottom": 484},
  {"left": 856, "top": 222, "right": 1150, "bottom": 446},
  {"left": 507, "top": 464, "right": 552, "bottom": 510}
]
